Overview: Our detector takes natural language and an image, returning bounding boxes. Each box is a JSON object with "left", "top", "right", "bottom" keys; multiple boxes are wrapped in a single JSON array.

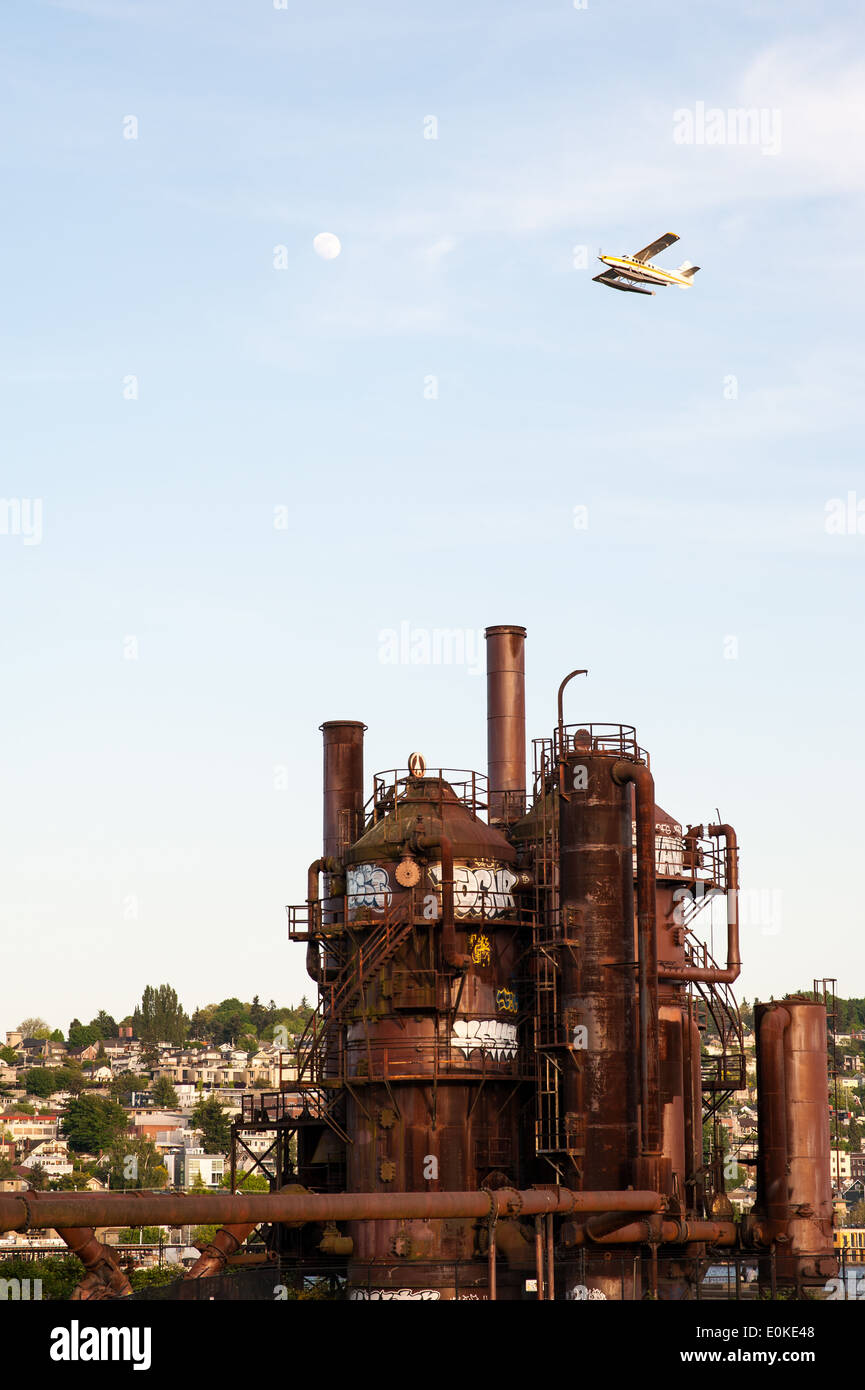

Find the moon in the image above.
[{"left": 313, "top": 232, "right": 342, "bottom": 260}]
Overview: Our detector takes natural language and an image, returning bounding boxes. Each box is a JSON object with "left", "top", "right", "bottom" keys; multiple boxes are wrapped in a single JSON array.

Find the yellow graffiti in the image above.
[
  {"left": 496, "top": 988, "right": 518, "bottom": 1014},
  {"left": 468, "top": 933, "right": 491, "bottom": 966}
]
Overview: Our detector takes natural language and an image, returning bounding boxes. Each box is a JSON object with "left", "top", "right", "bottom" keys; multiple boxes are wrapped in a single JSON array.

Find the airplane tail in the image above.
[{"left": 677, "top": 261, "right": 700, "bottom": 285}]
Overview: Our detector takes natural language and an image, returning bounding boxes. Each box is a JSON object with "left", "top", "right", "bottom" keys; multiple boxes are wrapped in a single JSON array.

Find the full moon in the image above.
[{"left": 313, "top": 232, "right": 342, "bottom": 260}]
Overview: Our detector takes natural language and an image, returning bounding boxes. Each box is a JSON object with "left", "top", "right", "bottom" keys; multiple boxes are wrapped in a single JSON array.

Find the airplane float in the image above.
[{"left": 593, "top": 233, "right": 699, "bottom": 296}]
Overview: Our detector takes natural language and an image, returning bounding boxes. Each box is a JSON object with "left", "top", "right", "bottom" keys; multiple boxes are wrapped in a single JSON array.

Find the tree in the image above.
[
  {"left": 0, "top": 1255, "right": 85, "bottom": 1301},
  {"left": 118, "top": 1226, "right": 162, "bottom": 1243},
  {"left": 191, "top": 1096, "right": 231, "bottom": 1155},
  {"left": 0, "top": 1046, "right": 18, "bottom": 1065},
  {"left": 849, "top": 1115, "right": 862, "bottom": 1149},
  {"left": 109, "top": 1073, "right": 151, "bottom": 1101},
  {"left": 98, "top": 1137, "right": 168, "bottom": 1191},
  {"left": 61, "top": 1095, "right": 129, "bottom": 1154},
  {"left": 68, "top": 1021, "right": 100, "bottom": 1048},
  {"left": 49, "top": 1172, "right": 94, "bottom": 1191},
  {"left": 25, "top": 1161, "right": 48, "bottom": 1190},
  {"left": 133, "top": 984, "right": 188, "bottom": 1046},
  {"left": 250, "top": 995, "right": 265, "bottom": 1033},
  {"left": 22, "top": 1069, "right": 59, "bottom": 1099},
  {"left": 221, "top": 1169, "right": 269, "bottom": 1192},
  {"left": 150, "top": 1076, "right": 179, "bottom": 1108},
  {"left": 90, "top": 1011, "right": 117, "bottom": 1039},
  {"left": 19, "top": 1017, "right": 49, "bottom": 1039}
]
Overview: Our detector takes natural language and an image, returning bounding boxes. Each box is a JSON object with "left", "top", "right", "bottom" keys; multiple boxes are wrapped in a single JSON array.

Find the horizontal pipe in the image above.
[
  {"left": 575, "top": 1218, "right": 736, "bottom": 1247},
  {"left": 0, "top": 1188, "right": 665, "bottom": 1233}
]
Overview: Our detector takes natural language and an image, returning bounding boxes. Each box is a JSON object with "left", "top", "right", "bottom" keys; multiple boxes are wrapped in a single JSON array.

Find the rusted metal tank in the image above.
[
  {"left": 557, "top": 737, "right": 639, "bottom": 1192},
  {"left": 753, "top": 997, "right": 836, "bottom": 1288},
  {"left": 338, "top": 770, "right": 532, "bottom": 1299}
]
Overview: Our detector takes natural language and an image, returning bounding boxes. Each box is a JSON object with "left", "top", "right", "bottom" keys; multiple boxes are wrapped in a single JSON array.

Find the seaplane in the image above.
[{"left": 592, "top": 232, "right": 699, "bottom": 296}]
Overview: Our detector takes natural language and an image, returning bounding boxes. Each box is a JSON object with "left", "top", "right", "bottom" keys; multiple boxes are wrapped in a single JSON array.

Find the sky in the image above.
[{"left": 1, "top": 0, "right": 863, "bottom": 1033}]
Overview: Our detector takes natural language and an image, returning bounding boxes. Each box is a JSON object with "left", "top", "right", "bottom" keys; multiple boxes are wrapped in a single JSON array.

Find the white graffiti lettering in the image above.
[
  {"left": 346, "top": 863, "right": 392, "bottom": 911},
  {"left": 451, "top": 1018, "right": 518, "bottom": 1062},
  {"left": 428, "top": 863, "right": 517, "bottom": 917},
  {"left": 349, "top": 1288, "right": 441, "bottom": 1300}
]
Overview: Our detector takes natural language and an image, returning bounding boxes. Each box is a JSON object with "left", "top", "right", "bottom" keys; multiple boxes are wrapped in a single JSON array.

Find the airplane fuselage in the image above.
[{"left": 597, "top": 254, "right": 694, "bottom": 288}]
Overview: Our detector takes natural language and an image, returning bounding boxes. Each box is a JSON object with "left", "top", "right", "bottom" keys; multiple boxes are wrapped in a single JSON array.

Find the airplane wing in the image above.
[{"left": 631, "top": 232, "right": 679, "bottom": 264}]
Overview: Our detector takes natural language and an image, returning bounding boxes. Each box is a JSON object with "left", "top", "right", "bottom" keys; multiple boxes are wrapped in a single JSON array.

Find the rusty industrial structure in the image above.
[{"left": 0, "top": 624, "right": 837, "bottom": 1300}]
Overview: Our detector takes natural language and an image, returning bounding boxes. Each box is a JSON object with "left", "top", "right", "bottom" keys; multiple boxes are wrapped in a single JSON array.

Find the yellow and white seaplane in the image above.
[{"left": 593, "top": 232, "right": 699, "bottom": 296}]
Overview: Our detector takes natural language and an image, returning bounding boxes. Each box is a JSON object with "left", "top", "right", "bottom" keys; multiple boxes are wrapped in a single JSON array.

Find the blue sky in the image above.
[{"left": 1, "top": 0, "right": 863, "bottom": 1031}]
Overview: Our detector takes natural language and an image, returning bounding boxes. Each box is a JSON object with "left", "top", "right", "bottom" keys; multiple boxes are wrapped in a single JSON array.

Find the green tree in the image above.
[
  {"left": 221, "top": 1169, "right": 269, "bottom": 1192},
  {"left": 49, "top": 1171, "right": 94, "bottom": 1191},
  {"left": 151, "top": 1075, "right": 179, "bottom": 1108},
  {"left": 133, "top": 984, "right": 188, "bottom": 1046},
  {"left": 22, "top": 1069, "right": 57, "bottom": 1099},
  {"left": 68, "top": 1021, "right": 100, "bottom": 1048},
  {"left": 249, "top": 995, "right": 265, "bottom": 1034},
  {"left": 90, "top": 1011, "right": 117, "bottom": 1039},
  {"left": 61, "top": 1094, "right": 129, "bottom": 1153},
  {"left": 0, "top": 1255, "right": 85, "bottom": 1300},
  {"left": 109, "top": 1073, "right": 151, "bottom": 1101},
  {"left": 118, "top": 1226, "right": 162, "bottom": 1243},
  {"left": 0, "top": 1046, "right": 17, "bottom": 1065},
  {"left": 191, "top": 1095, "right": 231, "bottom": 1155},
  {"left": 24, "top": 1161, "right": 48, "bottom": 1190},
  {"left": 99, "top": 1136, "right": 168, "bottom": 1190}
]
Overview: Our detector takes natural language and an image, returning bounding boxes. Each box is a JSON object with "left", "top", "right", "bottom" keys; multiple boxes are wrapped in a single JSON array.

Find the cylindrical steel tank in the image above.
[
  {"left": 339, "top": 773, "right": 532, "bottom": 1299},
  {"left": 753, "top": 997, "right": 836, "bottom": 1288},
  {"left": 557, "top": 742, "right": 638, "bottom": 1192}
]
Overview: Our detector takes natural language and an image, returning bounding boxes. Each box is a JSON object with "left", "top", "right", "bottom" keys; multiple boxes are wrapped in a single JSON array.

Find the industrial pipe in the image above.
[
  {"left": 416, "top": 831, "right": 470, "bottom": 972},
  {"left": 305, "top": 856, "right": 342, "bottom": 981},
  {"left": 555, "top": 669, "right": 588, "bottom": 793},
  {"left": 658, "top": 824, "right": 740, "bottom": 984},
  {"left": 612, "top": 760, "right": 661, "bottom": 1160},
  {"left": 59, "top": 1227, "right": 132, "bottom": 1300},
  {"left": 0, "top": 1187, "right": 666, "bottom": 1234},
  {"left": 184, "top": 1223, "right": 258, "bottom": 1280},
  {"left": 485, "top": 625, "right": 527, "bottom": 824},
  {"left": 573, "top": 1219, "right": 736, "bottom": 1247}
]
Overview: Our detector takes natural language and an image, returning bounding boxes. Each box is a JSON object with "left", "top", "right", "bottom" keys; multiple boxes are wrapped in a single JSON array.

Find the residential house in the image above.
[
  {"left": 1, "top": 1114, "right": 59, "bottom": 1148},
  {"left": 19, "top": 1140, "right": 73, "bottom": 1180}
]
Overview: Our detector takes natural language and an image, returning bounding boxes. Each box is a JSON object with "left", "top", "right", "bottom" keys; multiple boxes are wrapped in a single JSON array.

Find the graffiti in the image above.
[
  {"left": 631, "top": 821, "right": 684, "bottom": 878},
  {"left": 346, "top": 862, "right": 392, "bottom": 911},
  {"left": 468, "top": 933, "right": 491, "bottom": 966},
  {"left": 567, "top": 1284, "right": 608, "bottom": 1300},
  {"left": 496, "top": 987, "right": 518, "bottom": 1014},
  {"left": 349, "top": 1288, "right": 441, "bottom": 1301},
  {"left": 428, "top": 863, "right": 517, "bottom": 918},
  {"left": 451, "top": 1019, "right": 518, "bottom": 1062}
]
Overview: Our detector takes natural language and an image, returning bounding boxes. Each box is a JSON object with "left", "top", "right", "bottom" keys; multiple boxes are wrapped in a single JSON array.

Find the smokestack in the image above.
[
  {"left": 484, "top": 625, "right": 526, "bottom": 824},
  {"left": 320, "top": 721, "right": 366, "bottom": 859}
]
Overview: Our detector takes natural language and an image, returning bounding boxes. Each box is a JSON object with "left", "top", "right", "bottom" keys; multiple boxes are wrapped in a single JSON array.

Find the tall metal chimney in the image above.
[
  {"left": 320, "top": 721, "right": 366, "bottom": 860},
  {"left": 484, "top": 625, "right": 527, "bottom": 824}
]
